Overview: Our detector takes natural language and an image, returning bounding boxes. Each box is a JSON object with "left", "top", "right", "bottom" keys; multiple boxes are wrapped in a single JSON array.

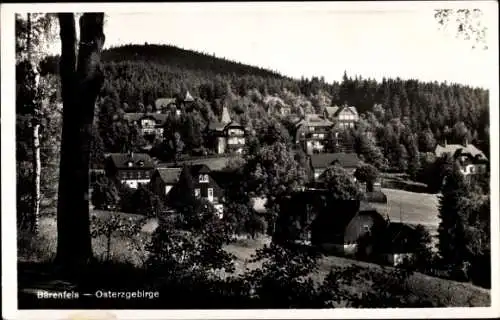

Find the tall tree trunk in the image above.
[
  {"left": 27, "top": 13, "right": 42, "bottom": 234},
  {"left": 55, "top": 13, "right": 105, "bottom": 268}
]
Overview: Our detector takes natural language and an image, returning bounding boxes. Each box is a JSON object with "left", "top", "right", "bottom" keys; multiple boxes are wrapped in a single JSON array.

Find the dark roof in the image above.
[
  {"left": 383, "top": 222, "right": 420, "bottom": 253},
  {"left": 108, "top": 153, "right": 155, "bottom": 170},
  {"left": 310, "top": 152, "right": 361, "bottom": 169},
  {"left": 123, "top": 112, "right": 168, "bottom": 125},
  {"left": 158, "top": 155, "right": 243, "bottom": 171},
  {"left": 155, "top": 167, "right": 182, "bottom": 184},
  {"left": 208, "top": 120, "right": 245, "bottom": 132},
  {"left": 295, "top": 114, "right": 333, "bottom": 128},
  {"left": 187, "top": 164, "right": 211, "bottom": 176}
]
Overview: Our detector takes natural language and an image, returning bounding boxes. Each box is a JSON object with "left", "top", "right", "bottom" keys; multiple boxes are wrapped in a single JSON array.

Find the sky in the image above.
[{"left": 39, "top": 2, "right": 497, "bottom": 89}]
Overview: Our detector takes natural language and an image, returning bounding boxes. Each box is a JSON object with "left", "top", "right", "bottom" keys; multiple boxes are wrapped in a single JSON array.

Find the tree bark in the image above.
[
  {"left": 27, "top": 13, "right": 42, "bottom": 234},
  {"left": 55, "top": 13, "right": 105, "bottom": 268}
]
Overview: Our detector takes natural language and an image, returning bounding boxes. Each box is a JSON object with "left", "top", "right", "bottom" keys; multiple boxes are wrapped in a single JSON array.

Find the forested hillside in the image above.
[{"left": 39, "top": 43, "right": 490, "bottom": 169}]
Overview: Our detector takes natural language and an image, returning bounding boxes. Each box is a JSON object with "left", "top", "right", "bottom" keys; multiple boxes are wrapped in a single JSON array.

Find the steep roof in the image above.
[
  {"left": 220, "top": 105, "right": 232, "bottom": 125},
  {"left": 296, "top": 114, "right": 333, "bottom": 128},
  {"left": 434, "top": 143, "right": 487, "bottom": 160},
  {"left": 108, "top": 153, "right": 155, "bottom": 170},
  {"left": 183, "top": 90, "right": 194, "bottom": 102},
  {"left": 324, "top": 106, "right": 340, "bottom": 117},
  {"left": 187, "top": 164, "right": 211, "bottom": 176},
  {"left": 310, "top": 152, "right": 361, "bottom": 169},
  {"left": 155, "top": 167, "right": 182, "bottom": 184},
  {"left": 325, "top": 105, "right": 358, "bottom": 117},
  {"left": 383, "top": 222, "right": 420, "bottom": 253},
  {"left": 123, "top": 112, "right": 168, "bottom": 125},
  {"left": 155, "top": 98, "right": 176, "bottom": 110}
]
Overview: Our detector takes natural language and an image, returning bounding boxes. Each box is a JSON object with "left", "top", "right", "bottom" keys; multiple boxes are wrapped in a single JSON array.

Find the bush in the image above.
[{"left": 91, "top": 175, "right": 120, "bottom": 210}]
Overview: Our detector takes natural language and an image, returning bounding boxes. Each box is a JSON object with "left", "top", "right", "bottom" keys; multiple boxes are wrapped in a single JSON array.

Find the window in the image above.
[
  {"left": 194, "top": 188, "right": 200, "bottom": 197},
  {"left": 208, "top": 188, "right": 214, "bottom": 198},
  {"left": 127, "top": 161, "right": 133, "bottom": 168},
  {"left": 199, "top": 174, "right": 209, "bottom": 183}
]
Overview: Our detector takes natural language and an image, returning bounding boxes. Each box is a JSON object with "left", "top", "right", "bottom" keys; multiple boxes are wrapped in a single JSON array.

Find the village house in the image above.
[
  {"left": 123, "top": 112, "right": 168, "bottom": 140},
  {"left": 167, "top": 164, "right": 225, "bottom": 216},
  {"left": 154, "top": 97, "right": 178, "bottom": 115},
  {"left": 377, "top": 222, "right": 422, "bottom": 267},
  {"left": 434, "top": 141, "right": 488, "bottom": 176},
  {"left": 150, "top": 167, "right": 182, "bottom": 198},
  {"left": 105, "top": 152, "right": 155, "bottom": 189},
  {"left": 207, "top": 105, "right": 246, "bottom": 154},
  {"left": 264, "top": 95, "right": 291, "bottom": 117},
  {"left": 275, "top": 190, "right": 388, "bottom": 257},
  {"left": 309, "top": 152, "right": 361, "bottom": 181},
  {"left": 323, "top": 104, "right": 359, "bottom": 129},
  {"left": 294, "top": 113, "right": 334, "bottom": 154}
]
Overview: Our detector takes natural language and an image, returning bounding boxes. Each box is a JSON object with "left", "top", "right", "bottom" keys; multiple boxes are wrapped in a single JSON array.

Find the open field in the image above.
[{"left": 371, "top": 188, "right": 440, "bottom": 227}]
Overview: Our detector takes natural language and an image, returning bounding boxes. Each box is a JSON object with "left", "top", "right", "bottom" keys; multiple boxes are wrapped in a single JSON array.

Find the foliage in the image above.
[
  {"left": 223, "top": 202, "right": 267, "bottom": 239},
  {"left": 90, "top": 214, "right": 147, "bottom": 261},
  {"left": 129, "top": 184, "right": 164, "bottom": 217},
  {"left": 241, "top": 243, "right": 324, "bottom": 308},
  {"left": 354, "top": 163, "right": 379, "bottom": 191},
  {"left": 434, "top": 9, "right": 488, "bottom": 49},
  {"left": 320, "top": 166, "right": 363, "bottom": 200},
  {"left": 438, "top": 164, "right": 471, "bottom": 266},
  {"left": 146, "top": 208, "right": 235, "bottom": 280},
  {"left": 242, "top": 141, "right": 307, "bottom": 234},
  {"left": 91, "top": 175, "right": 120, "bottom": 210}
]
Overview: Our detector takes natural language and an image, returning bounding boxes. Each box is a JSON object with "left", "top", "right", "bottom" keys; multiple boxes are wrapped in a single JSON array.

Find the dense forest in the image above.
[{"left": 38, "top": 43, "right": 490, "bottom": 173}]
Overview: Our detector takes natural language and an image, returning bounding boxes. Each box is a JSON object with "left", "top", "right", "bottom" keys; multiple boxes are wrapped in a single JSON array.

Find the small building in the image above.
[
  {"left": 323, "top": 104, "right": 359, "bottom": 129},
  {"left": 207, "top": 106, "right": 246, "bottom": 154},
  {"left": 434, "top": 142, "right": 488, "bottom": 176},
  {"left": 175, "top": 89, "right": 196, "bottom": 113},
  {"left": 167, "top": 164, "right": 225, "bottom": 216},
  {"left": 294, "top": 114, "right": 334, "bottom": 154},
  {"left": 275, "top": 190, "right": 387, "bottom": 257},
  {"left": 155, "top": 97, "right": 178, "bottom": 115},
  {"left": 123, "top": 113, "right": 168, "bottom": 139},
  {"left": 150, "top": 167, "right": 182, "bottom": 198},
  {"left": 264, "top": 95, "right": 291, "bottom": 117},
  {"left": 105, "top": 152, "right": 155, "bottom": 189},
  {"left": 309, "top": 152, "right": 361, "bottom": 181},
  {"left": 378, "top": 222, "right": 422, "bottom": 266}
]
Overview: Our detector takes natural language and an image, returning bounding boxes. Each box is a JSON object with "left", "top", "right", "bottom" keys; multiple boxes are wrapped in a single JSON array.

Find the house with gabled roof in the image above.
[
  {"left": 150, "top": 167, "right": 182, "bottom": 198},
  {"left": 155, "top": 97, "right": 178, "bottom": 115},
  {"left": 167, "top": 164, "right": 225, "bottom": 216},
  {"left": 105, "top": 152, "right": 156, "bottom": 189},
  {"left": 275, "top": 190, "right": 387, "bottom": 257},
  {"left": 435, "top": 141, "right": 488, "bottom": 176},
  {"left": 124, "top": 112, "right": 168, "bottom": 139},
  {"left": 309, "top": 152, "right": 361, "bottom": 181},
  {"left": 294, "top": 113, "right": 334, "bottom": 155},
  {"left": 207, "top": 105, "right": 246, "bottom": 154},
  {"left": 324, "top": 104, "right": 359, "bottom": 129},
  {"left": 377, "top": 222, "right": 422, "bottom": 266}
]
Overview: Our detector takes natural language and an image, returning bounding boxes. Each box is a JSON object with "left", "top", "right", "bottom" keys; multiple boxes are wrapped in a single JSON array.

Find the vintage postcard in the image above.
[{"left": 2, "top": 1, "right": 499, "bottom": 319}]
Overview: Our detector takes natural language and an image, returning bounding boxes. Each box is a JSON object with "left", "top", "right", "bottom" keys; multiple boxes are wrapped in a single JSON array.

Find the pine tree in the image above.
[{"left": 438, "top": 163, "right": 470, "bottom": 266}]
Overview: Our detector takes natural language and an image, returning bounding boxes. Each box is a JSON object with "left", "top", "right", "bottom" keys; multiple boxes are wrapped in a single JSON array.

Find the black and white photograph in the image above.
[{"left": 2, "top": 1, "right": 499, "bottom": 319}]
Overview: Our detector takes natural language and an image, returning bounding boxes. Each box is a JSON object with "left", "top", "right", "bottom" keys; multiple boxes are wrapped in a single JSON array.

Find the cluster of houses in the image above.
[
  {"left": 100, "top": 91, "right": 489, "bottom": 267},
  {"left": 122, "top": 90, "right": 246, "bottom": 155}
]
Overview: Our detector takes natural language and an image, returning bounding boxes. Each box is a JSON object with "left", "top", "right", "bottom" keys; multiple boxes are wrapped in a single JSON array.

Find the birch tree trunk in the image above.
[
  {"left": 27, "top": 13, "right": 42, "bottom": 234},
  {"left": 55, "top": 13, "right": 105, "bottom": 267}
]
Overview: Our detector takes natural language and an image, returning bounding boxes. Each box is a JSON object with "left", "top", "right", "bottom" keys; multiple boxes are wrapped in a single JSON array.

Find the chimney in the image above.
[
  {"left": 444, "top": 138, "right": 447, "bottom": 147},
  {"left": 129, "top": 150, "right": 134, "bottom": 159},
  {"left": 463, "top": 138, "right": 468, "bottom": 147}
]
